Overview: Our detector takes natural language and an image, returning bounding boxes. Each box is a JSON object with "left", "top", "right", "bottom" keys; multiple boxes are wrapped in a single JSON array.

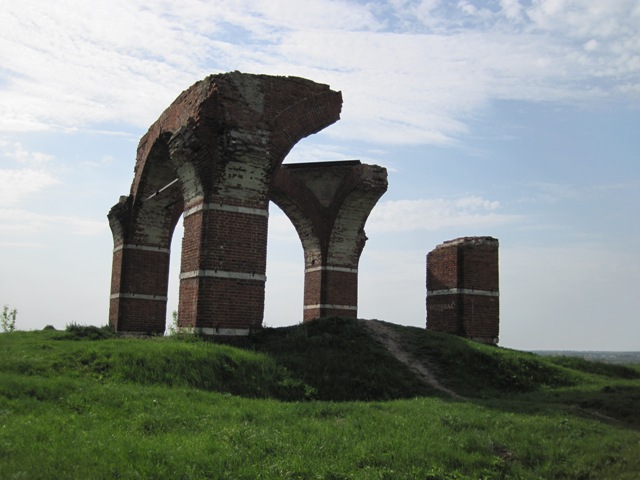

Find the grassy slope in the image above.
[{"left": 1, "top": 318, "right": 639, "bottom": 479}]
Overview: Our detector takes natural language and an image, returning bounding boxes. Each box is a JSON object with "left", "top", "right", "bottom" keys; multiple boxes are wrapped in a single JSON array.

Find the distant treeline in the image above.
[{"left": 533, "top": 351, "right": 640, "bottom": 364}]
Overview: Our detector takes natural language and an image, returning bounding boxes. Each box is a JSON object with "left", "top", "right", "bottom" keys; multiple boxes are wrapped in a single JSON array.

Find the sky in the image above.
[{"left": 1, "top": 0, "right": 638, "bottom": 351}]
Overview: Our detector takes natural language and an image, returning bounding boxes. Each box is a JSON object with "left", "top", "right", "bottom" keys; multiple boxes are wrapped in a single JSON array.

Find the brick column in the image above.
[
  {"left": 109, "top": 244, "right": 171, "bottom": 333},
  {"left": 107, "top": 191, "right": 181, "bottom": 334},
  {"left": 303, "top": 266, "right": 360, "bottom": 320},
  {"left": 426, "top": 236, "right": 499, "bottom": 344},
  {"left": 177, "top": 198, "right": 269, "bottom": 334},
  {"left": 271, "top": 161, "right": 388, "bottom": 322}
]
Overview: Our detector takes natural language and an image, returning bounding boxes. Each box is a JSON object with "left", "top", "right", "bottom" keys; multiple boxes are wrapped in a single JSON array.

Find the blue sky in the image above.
[{"left": 1, "top": 0, "right": 638, "bottom": 350}]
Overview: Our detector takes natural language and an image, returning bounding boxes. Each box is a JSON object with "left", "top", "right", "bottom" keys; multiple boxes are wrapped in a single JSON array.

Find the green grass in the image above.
[
  {"left": 248, "top": 317, "right": 439, "bottom": 400},
  {"left": 1, "top": 318, "right": 639, "bottom": 479}
]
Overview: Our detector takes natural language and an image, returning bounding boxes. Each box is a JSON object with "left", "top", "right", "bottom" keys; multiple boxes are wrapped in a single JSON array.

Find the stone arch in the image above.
[
  {"left": 107, "top": 136, "right": 184, "bottom": 334},
  {"left": 327, "top": 164, "right": 389, "bottom": 266},
  {"left": 108, "top": 72, "right": 343, "bottom": 335},
  {"left": 269, "top": 166, "right": 324, "bottom": 268},
  {"left": 270, "top": 161, "right": 388, "bottom": 321}
]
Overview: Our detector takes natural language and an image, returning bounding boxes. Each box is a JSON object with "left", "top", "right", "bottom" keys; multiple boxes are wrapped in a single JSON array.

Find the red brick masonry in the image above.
[
  {"left": 108, "top": 73, "right": 387, "bottom": 335},
  {"left": 426, "top": 237, "right": 499, "bottom": 344}
]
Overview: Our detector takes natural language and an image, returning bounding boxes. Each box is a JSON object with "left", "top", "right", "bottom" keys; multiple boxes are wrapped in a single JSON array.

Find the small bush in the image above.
[
  {"left": 1, "top": 305, "right": 17, "bottom": 333},
  {"left": 166, "top": 310, "right": 179, "bottom": 336},
  {"left": 60, "top": 323, "right": 114, "bottom": 340}
]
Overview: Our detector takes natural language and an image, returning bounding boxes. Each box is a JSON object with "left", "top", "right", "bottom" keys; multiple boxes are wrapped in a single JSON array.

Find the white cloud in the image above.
[
  {"left": 0, "top": 169, "right": 59, "bottom": 204},
  {"left": 251, "top": 0, "right": 381, "bottom": 31},
  {"left": 359, "top": 247, "right": 427, "bottom": 326},
  {"left": 367, "top": 196, "right": 520, "bottom": 232},
  {"left": 0, "top": 140, "right": 54, "bottom": 164},
  {"left": 81, "top": 155, "right": 116, "bottom": 169},
  {"left": 525, "top": 1, "right": 638, "bottom": 39},
  {"left": 1, "top": 0, "right": 638, "bottom": 143},
  {"left": 0, "top": 208, "right": 106, "bottom": 237},
  {"left": 0, "top": 0, "right": 204, "bottom": 131},
  {"left": 583, "top": 39, "right": 599, "bottom": 52},
  {"left": 499, "top": 0, "right": 524, "bottom": 22},
  {"left": 516, "top": 181, "right": 640, "bottom": 206}
]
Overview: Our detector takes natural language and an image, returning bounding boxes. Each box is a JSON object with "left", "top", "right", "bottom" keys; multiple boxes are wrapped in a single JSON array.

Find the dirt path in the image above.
[{"left": 361, "top": 320, "right": 464, "bottom": 400}]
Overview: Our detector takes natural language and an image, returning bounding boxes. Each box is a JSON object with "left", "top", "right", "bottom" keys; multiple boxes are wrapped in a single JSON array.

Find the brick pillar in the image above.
[
  {"left": 109, "top": 244, "right": 171, "bottom": 333},
  {"left": 271, "top": 161, "right": 388, "bottom": 322},
  {"left": 177, "top": 196, "right": 270, "bottom": 334},
  {"left": 303, "top": 266, "right": 360, "bottom": 320},
  {"left": 426, "top": 236, "right": 499, "bottom": 344},
  {"left": 108, "top": 185, "right": 182, "bottom": 334}
]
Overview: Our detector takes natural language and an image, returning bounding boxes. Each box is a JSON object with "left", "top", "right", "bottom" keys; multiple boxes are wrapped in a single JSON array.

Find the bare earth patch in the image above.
[{"left": 361, "top": 319, "right": 464, "bottom": 400}]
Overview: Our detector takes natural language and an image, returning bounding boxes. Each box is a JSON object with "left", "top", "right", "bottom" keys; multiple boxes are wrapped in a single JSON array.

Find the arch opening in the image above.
[{"left": 263, "top": 202, "right": 305, "bottom": 328}]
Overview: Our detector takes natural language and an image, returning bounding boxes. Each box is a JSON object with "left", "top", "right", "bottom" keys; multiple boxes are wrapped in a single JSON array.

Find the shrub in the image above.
[
  {"left": 1, "top": 305, "right": 17, "bottom": 333},
  {"left": 60, "top": 322, "right": 114, "bottom": 340},
  {"left": 167, "top": 310, "right": 179, "bottom": 336}
]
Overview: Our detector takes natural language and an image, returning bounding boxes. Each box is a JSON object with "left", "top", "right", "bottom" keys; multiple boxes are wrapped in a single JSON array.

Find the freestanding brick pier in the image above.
[
  {"left": 108, "top": 72, "right": 386, "bottom": 335},
  {"left": 271, "top": 161, "right": 388, "bottom": 321},
  {"left": 426, "top": 237, "right": 499, "bottom": 344}
]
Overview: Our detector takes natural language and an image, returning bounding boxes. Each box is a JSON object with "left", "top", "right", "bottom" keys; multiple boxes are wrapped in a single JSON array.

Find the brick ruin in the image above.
[
  {"left": 108, "top": 72, "right": 387, "bottom": 335},
  {"left": 108, "top": 72, "right": 500, "bottom": 341},
  {"left": 272, "top": 161, "right": 387, "bottom": 321},
  {"left": 426, "top": 237, "right": 500, "bottom": 344}
]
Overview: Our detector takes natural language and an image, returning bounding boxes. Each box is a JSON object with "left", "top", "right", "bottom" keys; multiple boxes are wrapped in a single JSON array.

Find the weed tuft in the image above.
[
  {"left": 60, "top": 323, "right": 115, "bottom": 340},
  {"left": 1, "top": 305, "right": 17, "bottom": 333}
]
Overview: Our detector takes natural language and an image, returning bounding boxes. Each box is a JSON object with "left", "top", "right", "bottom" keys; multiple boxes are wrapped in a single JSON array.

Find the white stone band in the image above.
[
  {"left": 303, "top": 304, "right": 358, "bottom": 311},
  {"left": 183, "top": 203, "right": 269, "bottom": 218},
  {"left": 110, "top": 293, "right": 168, "bottom": 301},
  {"left": 113, "top": 244, "right": 170, "bottom": 253},
  {"left": 180, "top": 270, "right": 267, "bottom": 282},
  {"left": 427, "top": 288, "right": 499, "bottom": 297},
  {"left": 305, "top": 266, "right": 358, "bottom": 274}
]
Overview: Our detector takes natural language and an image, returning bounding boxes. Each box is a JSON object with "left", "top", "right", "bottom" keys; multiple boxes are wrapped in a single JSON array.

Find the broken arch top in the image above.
[{"left": 130, "top": 72, "right": 343, "bottom": 204}]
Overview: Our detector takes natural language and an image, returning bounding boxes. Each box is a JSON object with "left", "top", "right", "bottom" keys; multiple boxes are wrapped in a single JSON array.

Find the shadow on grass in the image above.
[
  {"left": 366, "top": 321, "right": 640, "bottom": 430},
  {"left": 248, "top": 317, "right": 445, "bottom": 401}
]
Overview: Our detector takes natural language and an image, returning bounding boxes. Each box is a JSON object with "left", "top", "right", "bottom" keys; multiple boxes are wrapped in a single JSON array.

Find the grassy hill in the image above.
[{"left": 1, "top": 317, "right": 639, "bottom": 479}]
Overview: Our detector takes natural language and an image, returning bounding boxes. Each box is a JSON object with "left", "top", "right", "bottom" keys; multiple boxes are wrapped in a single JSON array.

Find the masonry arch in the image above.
[
  {"left": 108, "top": 72, "right": 343, "bottom": 335},
  {"left": 107, "top": 135, "right": 184, "bottom": 334},
  {"left": 270, "top": 161, "right": 387, "bottom": 322}
]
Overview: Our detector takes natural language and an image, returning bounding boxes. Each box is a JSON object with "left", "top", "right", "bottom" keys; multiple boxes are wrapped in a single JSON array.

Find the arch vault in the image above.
[{"left": 108, "top": 72, "right": 386, "bottom": 335}]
